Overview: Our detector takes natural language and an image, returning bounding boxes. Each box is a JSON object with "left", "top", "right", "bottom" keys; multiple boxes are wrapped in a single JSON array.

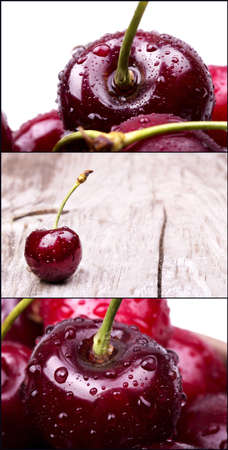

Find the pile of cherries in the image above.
[
  {"left": 1, "top": 2, "right": 227, "bottom": 151},
  {"left": 1, "top": 298, "right": 227, "bottom": 449}
]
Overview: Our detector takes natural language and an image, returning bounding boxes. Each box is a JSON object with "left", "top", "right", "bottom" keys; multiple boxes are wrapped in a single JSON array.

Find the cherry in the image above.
[
  {"left": 53, "top": 115, "right": 227, "bottom": 152},
  {"left": 24, "top": 170, "right": 93, "bottom": 283},
  {"left": 111, "top": 113, "right": 225, "bottom": 151},
  {"left": 178, "top": 393, "right": 227, "bottom": 449},
  {"left": 12, "top": 110, "right": 64, "bottom": 152},
  {"left": 167, "top": 327, "right": 227, "bottom": 400},
  {"left": 23, "top": 300, "right": 185, "bottom": 449},
  {"left": 1, "top": 298, "right": 42, "bottom": 348},
  {"left": 1, "top": 112, "right": 13, "bottom": 151},
  {"left": 39, "top": 298, "right": 172, "bottom": 346},
  {"left": 207, "top": 65, "right": 227, "bottom": 147},
  {"left": 1, "top": 341, "right": 33, "bottom": 448},
  {"left": 58, "top": 2, "right": 214, "bottom": 133}
]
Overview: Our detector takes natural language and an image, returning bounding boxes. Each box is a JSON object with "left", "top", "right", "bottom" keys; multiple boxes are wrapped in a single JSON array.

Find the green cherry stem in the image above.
[
  {"left": 52, "top": 121, "right": 227, "bottom": 152},
  {"left": 54, "top": 170, "right": 93, "bottom": 228},
  {"left": 114, "top": 1, "right": 148, "bottom": 88},
  {"left": 123, "top": 121, "right": 227, "bottom": 147},
  {"left": 92, "top": 299, "right": 123, "bottom": 359},
  {"left": 1, "top": 298, "right": 35, "bottom": 341}
]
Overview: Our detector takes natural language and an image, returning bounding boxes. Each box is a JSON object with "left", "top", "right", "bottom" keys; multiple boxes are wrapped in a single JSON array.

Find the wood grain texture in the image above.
[{"left": 2, "top": 153, "right": 227, "bottom": 298}]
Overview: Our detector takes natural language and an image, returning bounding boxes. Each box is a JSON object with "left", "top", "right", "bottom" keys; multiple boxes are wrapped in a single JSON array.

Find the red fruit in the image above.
[
  {"left": 1, "top": 112, "right": 13, "bottom": 151},
  {"left": 23, "top": 317, "right": 185, "bottom": 449},
  {"left": 39, "top": 298, "right": 172, "bottom": 346},
  {"left": 58, "top": 31, "right": 214, "bottom": 133},
  {"left": 1, "top": 341, "right": 32, "bottom": 448},
  {"left": 178, "top": 393, "right": 227, "bottom": 449},
  {"left": 13, "top": 110, "right": 64, "bottom": 152},
  {"left": 24, "top": 226, "right": 82, "bottom": 283},
  {"left": 208, "top": 65, "right": 227, "bottom": 147},
  {"left": 167, "top": 327, "right": 227, "bottom": 400},
  {"left": 1, "top": 298, "right": 42, "bottom": 348},
  {"left": 112, "top": 113, "right": 224, "bottom": 151}
]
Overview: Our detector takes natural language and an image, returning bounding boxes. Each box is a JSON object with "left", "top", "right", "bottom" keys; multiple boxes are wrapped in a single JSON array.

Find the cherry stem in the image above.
[
  {"left": 52, "top": 121, "right": 227, "bottom": 152},
  {"left": 114, "top": 1, "right": 148, "bottom": 88},
  {"left": 92, "top": 299, "right": 123, "bottom": 359},
  {"left": 1, "top": 298, "right": 35, "bottom": 341},
  {"left": 54, "top": 170, "right": 93, "bottom": 228}
]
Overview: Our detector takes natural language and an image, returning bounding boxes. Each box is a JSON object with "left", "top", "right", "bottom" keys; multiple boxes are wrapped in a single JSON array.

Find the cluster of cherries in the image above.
[
  {"left": 2, "top": 2, "right": 227, "bottom": 151},
  {"left": 1, "top": 298, "right": 227, "bottom": 449}
]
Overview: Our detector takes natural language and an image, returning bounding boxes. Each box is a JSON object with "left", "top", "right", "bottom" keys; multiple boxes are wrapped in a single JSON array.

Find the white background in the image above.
[
  {"left": 2, "top": 1, "right": 227, "bottom": 130},
  {"left": 168, "top": 299, "right": 227, "bottom": 342}
]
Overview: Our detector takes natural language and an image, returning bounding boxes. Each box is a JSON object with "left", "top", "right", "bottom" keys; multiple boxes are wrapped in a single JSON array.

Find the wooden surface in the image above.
[{"left": 2, "top": 153, "right": 227, "bottom": 298}]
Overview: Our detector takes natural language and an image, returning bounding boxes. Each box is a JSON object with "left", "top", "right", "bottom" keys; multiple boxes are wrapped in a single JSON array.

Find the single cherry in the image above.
[
  {"left": 1, "top": 298, "right": 42, "bottom": 348},
  {"left": 178, "top": 393, "right": 227, "bottom": 449},
  {"left": 23, "top": 299, "right": 185, "bottom": 449},
  {"left": 13, "top": 110, "right": 64, "bottom": 152},
  {"left": 167, "top": 327, "right": 227, "bottom": 400},
  {"left": 207, "top": 65, "right": 227, "bottom": 147},
  {"left": 1, "top": 341, "right": 33, "bottom": 448},
  {"left": 24, "top": 170, "right": 93, "bottom": 282},
  {"left": 58, "top": 2, "right": 214, "bottom": 133},
  {"left": 53, "top": 114, "right": 227, "bottom": 152},
  {"left": 39, "top": 298, "right": 172, "bottom": 346},
  {"left": 1, "top": 112, "right": 13, "bottom": 151}
]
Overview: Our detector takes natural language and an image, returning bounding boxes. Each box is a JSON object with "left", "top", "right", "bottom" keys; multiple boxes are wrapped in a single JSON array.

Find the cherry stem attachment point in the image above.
[
  {"left": 52, "top": 121, "right": 227, "bottom": 152},
  {"left": 92, "top": 299, "right": 123, "bottom": 359},
  {"left": 54, "top": 170, "right": 93, "bottom": 228},
  {"left": 114, "top": 1, "right": 148, "bottom": 88},
  {"left": 1, "top": 298, "right": 36, "bottom": 341}
]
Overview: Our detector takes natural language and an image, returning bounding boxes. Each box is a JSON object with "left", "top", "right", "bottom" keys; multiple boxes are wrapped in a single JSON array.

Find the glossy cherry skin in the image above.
[
  {"left": 112, "top": 113, "right": 225, "bottom": 151},
  {"left": 24, "top": 226, "right": 82, "bottom": 282},
  {"left": 13, "top": 110, "right": 64, "bottom": 152},
  {"left": 1, "top": 299, "right": 42, "bottom": 348},
  {"left": 23, "top": 317, "right": 185, "bottom": 449},
  {"left": 207, "top": 66, "right": 227, "bottom": 147},
  {"left": 1, "top": 113, "right": 13, "bottom": 151},
  {"left": 1, "top": 341, "right": 33, "bottom": 448},
  {"left": 58, "top": 31, "right": 214, "bottom": 133},
  {"left": 39, "top": 298, "right": 172, "bottom": 346},
  {"left": 178, "top": 393, "right": 227, "bottom": 449},
  {"left": 167, "top": 327, "right": 227, "bottom": 400}
]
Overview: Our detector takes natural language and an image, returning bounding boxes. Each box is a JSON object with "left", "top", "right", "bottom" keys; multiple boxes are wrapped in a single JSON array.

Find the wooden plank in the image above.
[{"left": 2, "top": 153, "right": 227, "bottom": 298}]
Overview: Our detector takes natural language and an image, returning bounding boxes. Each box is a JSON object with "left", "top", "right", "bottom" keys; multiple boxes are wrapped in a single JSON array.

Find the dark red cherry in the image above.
[
  {"left": 167, "top": 327, "right": 227, "bottom": 400},
  {"left": 39, "top": 298, "right": 172, "bottom": 346},
  {"left": 178, "top": 393, "right": 227, "bottom": 449},
  {"left": 1, "top": 112, "right": 13, "bottom": 151},
  {"left": 112, "top": 113, "right": 225, "bottom": 151},
  {"left": 207, "top": 65, "right": 227, "bottom": 147},
  {"left": 13, "top": 110, "right": 64, "bottom": 152},
  {"left": 1, "top": 341, "right": 33, "bottom": 448},
  {"left": 23, "top": 317, "right": 185, "bottom": 449},
  {"left": 1, "top": 299, "right": 42, "bottom": 348},
  {"left": 58, "top": 30, "right": 214, "bottom": 133},
  {"left": 24, "top": 226, "right": 82, "bottom": 283}
]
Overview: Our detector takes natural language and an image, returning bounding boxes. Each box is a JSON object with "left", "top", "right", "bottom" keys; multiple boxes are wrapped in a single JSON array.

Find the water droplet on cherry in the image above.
[
  {"left": 141, "top": 356, "right": 157, "bottom": 371},
  {"left": 54, "top": 367, "right": 68, "bottom": 384}
]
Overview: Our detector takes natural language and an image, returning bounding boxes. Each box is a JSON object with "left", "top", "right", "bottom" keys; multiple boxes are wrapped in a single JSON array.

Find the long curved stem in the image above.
[
  {"left": 54, "top": 170, "right": 93, "bottom": 228},
  {"left": 1, "top": 298, "right": 35, "bottom": 341},
  {"left": 52, "top": 121, "right": 227, "bottom": 152},
  {"left": 92, "top": 299, "right": 123, "bottom": 358},
  {"left": 114, "top": 1, "right": 148, "bottom": 88}
]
